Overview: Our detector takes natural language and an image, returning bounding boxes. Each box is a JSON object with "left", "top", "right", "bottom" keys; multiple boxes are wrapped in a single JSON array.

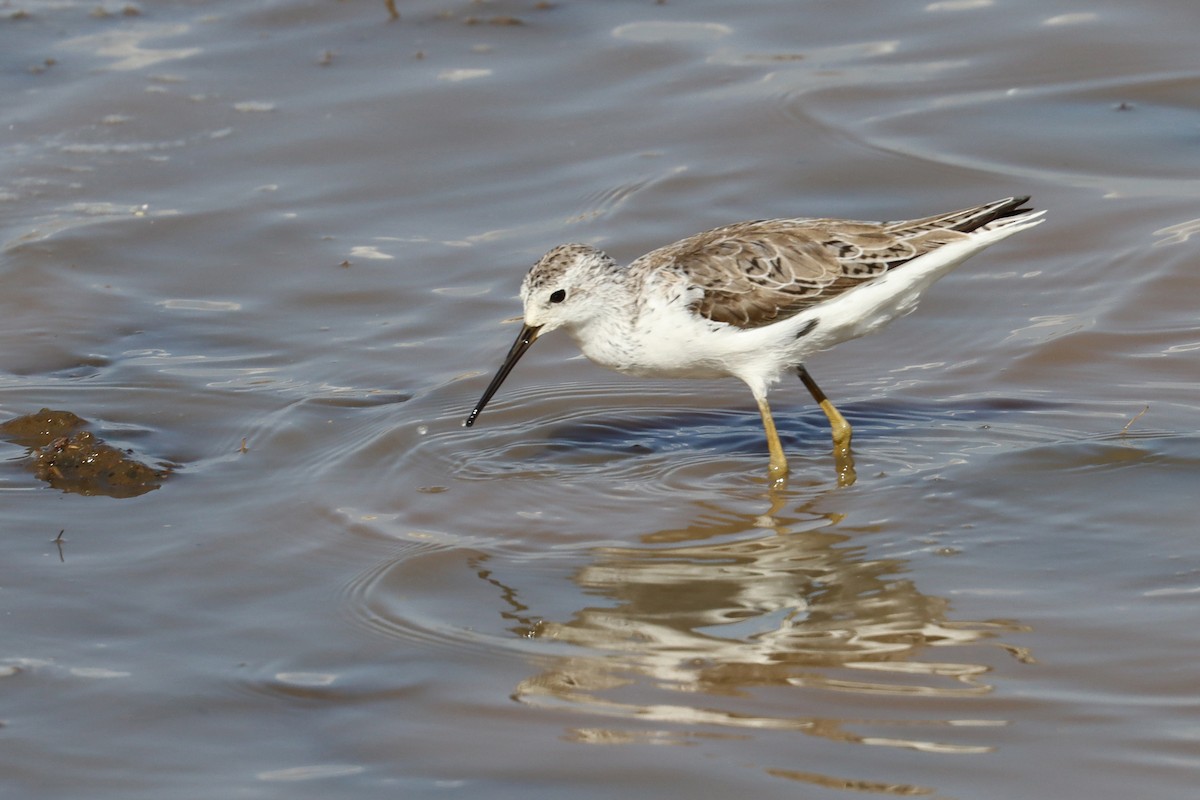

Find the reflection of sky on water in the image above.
[{"left": 59, "top": 23, "right": 201, "bottom": 72}]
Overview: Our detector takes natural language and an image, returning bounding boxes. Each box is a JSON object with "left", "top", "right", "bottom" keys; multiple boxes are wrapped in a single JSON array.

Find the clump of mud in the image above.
[{"left": 0, "top": 408, "right": 169, "bottom": 498}]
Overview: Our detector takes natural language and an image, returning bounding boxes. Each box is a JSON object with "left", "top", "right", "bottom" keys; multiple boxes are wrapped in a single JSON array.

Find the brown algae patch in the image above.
[{"left": 0, "top": 408, "right": 169, "bottom": 498}]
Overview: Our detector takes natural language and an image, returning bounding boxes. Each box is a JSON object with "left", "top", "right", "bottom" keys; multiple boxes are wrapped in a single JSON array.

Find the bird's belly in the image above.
[
  {"left": 574, "top": 326, "right": 739, "bottom": 381},
  {"left": 613, "top": 359, "right": 730, "bottom": 380}
]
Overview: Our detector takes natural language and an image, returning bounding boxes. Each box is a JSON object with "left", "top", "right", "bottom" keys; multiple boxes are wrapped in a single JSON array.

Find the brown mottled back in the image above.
[{"left": 628, "top": 197, "right": 1032, "bottom": 329}]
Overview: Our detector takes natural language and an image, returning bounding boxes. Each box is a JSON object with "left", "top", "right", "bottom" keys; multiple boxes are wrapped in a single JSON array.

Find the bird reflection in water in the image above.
[{"left": 482, "top": 493, "right": 1032, "bottom": 785}]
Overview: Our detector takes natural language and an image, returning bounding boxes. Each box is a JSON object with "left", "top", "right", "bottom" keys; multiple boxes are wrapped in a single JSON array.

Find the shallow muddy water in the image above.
[{"left": 2, "top": 1, "right": 1199, "bottom": 798}]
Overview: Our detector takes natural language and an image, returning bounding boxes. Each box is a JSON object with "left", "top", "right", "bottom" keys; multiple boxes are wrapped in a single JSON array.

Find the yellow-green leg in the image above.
[
  {"left": 797, "top": 365, "right": 857, "bottom": 486},
  {"left": 754, "top": 395, "right": 789, "bottom": 482}
]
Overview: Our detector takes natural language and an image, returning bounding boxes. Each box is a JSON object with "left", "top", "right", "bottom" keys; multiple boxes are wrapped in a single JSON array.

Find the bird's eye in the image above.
[{"left": 549, "top": 289, "right": 567, "bottom": 304}]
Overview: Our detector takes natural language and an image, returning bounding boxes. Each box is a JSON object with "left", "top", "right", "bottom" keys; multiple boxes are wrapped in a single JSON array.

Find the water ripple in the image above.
[
  {"left": 417, "top": 379, "right": 1076, "bottom": 493},
  {"left": 331, "top": 512, "right": 1031, "bottom": 752}
]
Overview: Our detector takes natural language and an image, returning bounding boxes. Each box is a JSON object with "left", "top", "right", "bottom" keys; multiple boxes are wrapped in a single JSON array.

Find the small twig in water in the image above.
[{"left": 1120, "top": 405, "right": 1149, "bottom": 436}]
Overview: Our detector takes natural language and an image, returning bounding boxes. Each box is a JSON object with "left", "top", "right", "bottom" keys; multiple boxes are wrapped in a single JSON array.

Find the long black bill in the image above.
[{"left": 463, "top": 323, "right": 542, "bottom": 427}]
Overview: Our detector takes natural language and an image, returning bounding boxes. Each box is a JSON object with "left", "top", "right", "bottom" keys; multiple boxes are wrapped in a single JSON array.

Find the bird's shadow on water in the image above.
[{"left": 531, "top": 395, "right": 1067, "bottom": 462}]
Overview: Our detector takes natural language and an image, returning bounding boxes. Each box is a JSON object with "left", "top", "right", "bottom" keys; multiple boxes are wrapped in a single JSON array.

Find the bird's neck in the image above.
[{"left": 564, "top": 266, "right": 639, "bottom": 370}]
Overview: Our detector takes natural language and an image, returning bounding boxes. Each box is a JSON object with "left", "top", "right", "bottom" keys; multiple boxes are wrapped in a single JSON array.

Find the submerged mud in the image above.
[{"left": 1, "top": 408, "right": 169, "bottom": 498}]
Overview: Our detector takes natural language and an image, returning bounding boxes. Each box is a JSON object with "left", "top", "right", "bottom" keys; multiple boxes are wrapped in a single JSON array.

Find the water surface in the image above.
[{"left": 2, "top": 1, "right": 1199, "bottom": 798}]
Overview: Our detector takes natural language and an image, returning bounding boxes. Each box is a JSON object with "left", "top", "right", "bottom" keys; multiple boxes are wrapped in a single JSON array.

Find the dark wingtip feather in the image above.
[
  {"left": 953, "top": 195, "right": 1036, "bottom": 233},
  {"left": 1009, "top": 195, "right": 1034, "bottom": 214}
]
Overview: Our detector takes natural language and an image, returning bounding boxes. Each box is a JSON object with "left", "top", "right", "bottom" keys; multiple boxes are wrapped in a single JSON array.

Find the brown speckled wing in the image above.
[{"left": 632, "top": 197, "right": 1029, "bottom": 329}]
